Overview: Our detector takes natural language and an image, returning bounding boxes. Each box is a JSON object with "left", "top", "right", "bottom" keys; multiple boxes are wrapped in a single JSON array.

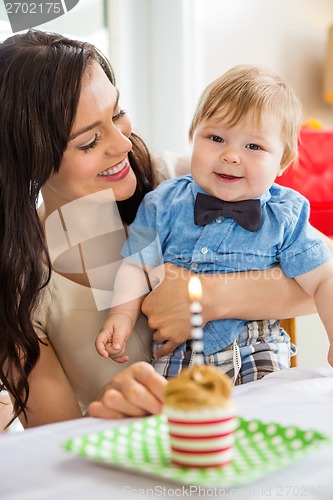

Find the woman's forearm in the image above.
[
  {"left": 143, "top": 262, "right": 323, "bottom": 358},
  {"left": 144, "top": 228, "right": 333, "bottom": 352},
  {"left": 201, "top": 267, "right": 316, "bottom": 324},
  {"left": 203, "top": 228, "right": 333, "bottom": 322}
]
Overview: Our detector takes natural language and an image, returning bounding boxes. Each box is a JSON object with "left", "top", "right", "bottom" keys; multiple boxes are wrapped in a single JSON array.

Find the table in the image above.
[{"left": 1, "top": 367, "right": 333, "bottom": 499}]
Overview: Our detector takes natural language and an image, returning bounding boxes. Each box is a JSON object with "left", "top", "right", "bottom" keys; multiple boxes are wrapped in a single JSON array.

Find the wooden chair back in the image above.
[{"left": 280, "top": 318, "right": 297, "bottom": 367}]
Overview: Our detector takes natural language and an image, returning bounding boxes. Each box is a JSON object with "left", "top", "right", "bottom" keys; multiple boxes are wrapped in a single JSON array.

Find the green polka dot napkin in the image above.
[{"left": 63, "top": 415, "right": 332, "bottom": 487}]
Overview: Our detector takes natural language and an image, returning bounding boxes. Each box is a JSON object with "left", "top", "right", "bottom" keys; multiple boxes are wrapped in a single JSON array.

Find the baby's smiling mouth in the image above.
[{"left": 215, "top": 172, "right": 243, "bottom": 181}]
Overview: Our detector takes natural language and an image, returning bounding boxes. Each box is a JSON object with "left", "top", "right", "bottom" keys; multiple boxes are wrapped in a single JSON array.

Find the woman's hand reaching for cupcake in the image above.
[{"left": 87, "top": 362, "right": 167, "bottom": 419}]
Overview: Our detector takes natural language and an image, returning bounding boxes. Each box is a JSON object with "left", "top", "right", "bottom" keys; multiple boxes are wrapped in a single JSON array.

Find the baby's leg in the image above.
[
  {"left": 204, "top": 344, "right": 238, "bottom": 383},
  {"left": 152, "top": 340, "right": 191, "bottom": 379},
  {"left": 235, "top": 320, "right": 296, "bottom": 385}
]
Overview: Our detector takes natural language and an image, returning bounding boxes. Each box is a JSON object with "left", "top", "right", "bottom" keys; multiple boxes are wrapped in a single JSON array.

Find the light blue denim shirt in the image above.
[{"left": 124, "top": 175, "right": 332, "bottom": 355}]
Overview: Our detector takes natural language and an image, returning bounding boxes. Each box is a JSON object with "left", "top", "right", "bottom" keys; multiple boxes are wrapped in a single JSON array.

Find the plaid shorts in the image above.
[{"left": 152, "top": 319, "right": 297, "bottom": 385}]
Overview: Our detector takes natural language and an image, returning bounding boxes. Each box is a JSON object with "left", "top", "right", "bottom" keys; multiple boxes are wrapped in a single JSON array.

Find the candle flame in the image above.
[{"left": 188, "top": 276, "right": 202, "bottom": 301}]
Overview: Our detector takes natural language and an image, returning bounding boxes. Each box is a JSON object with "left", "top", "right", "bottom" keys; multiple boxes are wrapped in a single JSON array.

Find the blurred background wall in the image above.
[
  {"left": 106, "top": 0, "right": 333, "bottom": 156},
  {"left": 1, "top": 0, "right": 332, "bottom": 155}
]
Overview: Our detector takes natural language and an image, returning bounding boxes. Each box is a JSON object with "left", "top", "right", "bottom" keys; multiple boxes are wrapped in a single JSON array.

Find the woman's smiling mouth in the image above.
[{"left": 98, "top": 158, "right": 130, "bottom": 181}]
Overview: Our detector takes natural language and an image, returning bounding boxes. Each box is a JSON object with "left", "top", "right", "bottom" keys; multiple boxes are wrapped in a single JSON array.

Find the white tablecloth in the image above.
[{"left": 1, "top": 367, "right": 333, "bottom": 500}]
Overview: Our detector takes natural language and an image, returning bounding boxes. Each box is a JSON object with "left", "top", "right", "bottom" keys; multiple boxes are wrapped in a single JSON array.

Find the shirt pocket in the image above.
[{"left": 215, "top": 233, "right": 278, "bottom": 272}]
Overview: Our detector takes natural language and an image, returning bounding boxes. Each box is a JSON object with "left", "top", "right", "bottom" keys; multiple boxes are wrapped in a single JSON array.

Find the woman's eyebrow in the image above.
[
  {"left": 69, "top": 121, "right": 102, "bottom": 141},
  {"left": 69, "top": 90, "right": 120, "bottom": 142}
]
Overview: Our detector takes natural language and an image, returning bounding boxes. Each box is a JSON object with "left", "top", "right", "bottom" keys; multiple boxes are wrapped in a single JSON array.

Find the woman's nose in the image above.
[{"left": 106, "top": 126, "right": 132, "bottom": 156}]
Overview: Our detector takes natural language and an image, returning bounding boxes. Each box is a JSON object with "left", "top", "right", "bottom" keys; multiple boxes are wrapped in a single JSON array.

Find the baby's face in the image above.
[{"left": 190, "top": 110, "right": 285, "bottom": 202}]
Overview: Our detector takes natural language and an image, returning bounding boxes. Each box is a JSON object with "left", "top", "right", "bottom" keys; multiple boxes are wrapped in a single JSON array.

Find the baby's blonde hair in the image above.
[{"left": 189, "top": 64, "right": 303, "bottom": 169}]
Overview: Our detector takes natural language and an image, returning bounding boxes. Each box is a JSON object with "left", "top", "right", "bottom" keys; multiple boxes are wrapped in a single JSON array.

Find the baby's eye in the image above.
[
  {"left": 210, "top": 135, "right": 223, "bottom": 143},
  {"left": 246, "top": 143, "right": 261, "bottom": 150},
  {"left": 78, "top": 134, "right": 101, "bottom": 152}
]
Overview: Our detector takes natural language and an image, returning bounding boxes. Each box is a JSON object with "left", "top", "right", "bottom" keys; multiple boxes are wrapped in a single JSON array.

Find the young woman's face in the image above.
[
  {"left": 190, "top": 109, "right": 286, "bottom": 202},
  {"left": 43, "top": 62, "right": 136, "bottom": 205}
]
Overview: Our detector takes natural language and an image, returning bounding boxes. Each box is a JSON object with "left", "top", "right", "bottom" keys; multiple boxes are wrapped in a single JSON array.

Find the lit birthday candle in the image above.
[{"left": 188, "top": 276, "right": 205, "bottom": 365}]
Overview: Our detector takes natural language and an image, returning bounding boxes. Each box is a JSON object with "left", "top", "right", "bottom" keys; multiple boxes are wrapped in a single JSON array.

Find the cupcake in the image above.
[{"left": 164, "top": 365, "right": 236, "bottom": 468}]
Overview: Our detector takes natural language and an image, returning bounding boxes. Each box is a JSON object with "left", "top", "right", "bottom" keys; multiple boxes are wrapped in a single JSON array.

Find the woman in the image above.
[{"left": 0, "top": 30, "right": 330, "bottom": 428}]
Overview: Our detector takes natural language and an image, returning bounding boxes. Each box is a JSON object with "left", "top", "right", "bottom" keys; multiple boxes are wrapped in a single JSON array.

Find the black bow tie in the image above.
[{"left": 194, "top": 192, "right": 262, "bottom": 232}]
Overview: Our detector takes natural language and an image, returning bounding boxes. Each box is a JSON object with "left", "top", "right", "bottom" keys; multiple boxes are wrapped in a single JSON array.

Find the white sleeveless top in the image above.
[{"left": 33, "top": 271, "right": 152, "bottom": 411}]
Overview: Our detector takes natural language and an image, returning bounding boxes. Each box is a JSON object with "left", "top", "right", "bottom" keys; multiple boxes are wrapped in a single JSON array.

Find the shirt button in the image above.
[
  {"left": 215, "top": 216, "right": 223, "bottom": 223},
  {"left": 201, "top": 247, "right": 209, "bottom": 255},
  {"left": 191, "top": 262, "right": 198, "bottom": 270}
]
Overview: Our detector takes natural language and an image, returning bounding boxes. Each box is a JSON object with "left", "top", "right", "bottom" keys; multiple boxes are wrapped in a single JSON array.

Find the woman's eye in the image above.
[
  {"left": 246, "top": 143, "right": 261, "bottom": 150},
  {"left": 113, "top": 109, "right": 127, "bottom": 121},
  {"left": 210, "top": 135, "right": 223, "bottom": 143},
  {"left": 78, "top": 134, "right": 101, "bottom": 152}
]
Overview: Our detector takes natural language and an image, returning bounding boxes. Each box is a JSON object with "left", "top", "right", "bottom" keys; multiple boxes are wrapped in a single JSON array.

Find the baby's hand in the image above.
[{"left": 96, "top": 314, "right": 133, "bottom": 363}]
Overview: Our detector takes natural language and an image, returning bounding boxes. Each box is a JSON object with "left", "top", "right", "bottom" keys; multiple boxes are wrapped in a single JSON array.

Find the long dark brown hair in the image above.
[{"left": 0, "top": 29, "right": 155, "bottom": 425}]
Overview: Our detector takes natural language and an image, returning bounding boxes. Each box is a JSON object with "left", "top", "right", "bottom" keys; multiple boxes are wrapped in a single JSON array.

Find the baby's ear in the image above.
[
  {"left": 277, "top": 155, "right": 296, "bottom": 177},
  {"left": 276, "top": 165, "right": 288, "bottom": 177}
]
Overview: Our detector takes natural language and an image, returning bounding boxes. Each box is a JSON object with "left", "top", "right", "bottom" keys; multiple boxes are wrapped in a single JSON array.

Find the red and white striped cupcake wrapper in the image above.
[{"left": 164, "top": 406, "right": 236, "bottom": 468}]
